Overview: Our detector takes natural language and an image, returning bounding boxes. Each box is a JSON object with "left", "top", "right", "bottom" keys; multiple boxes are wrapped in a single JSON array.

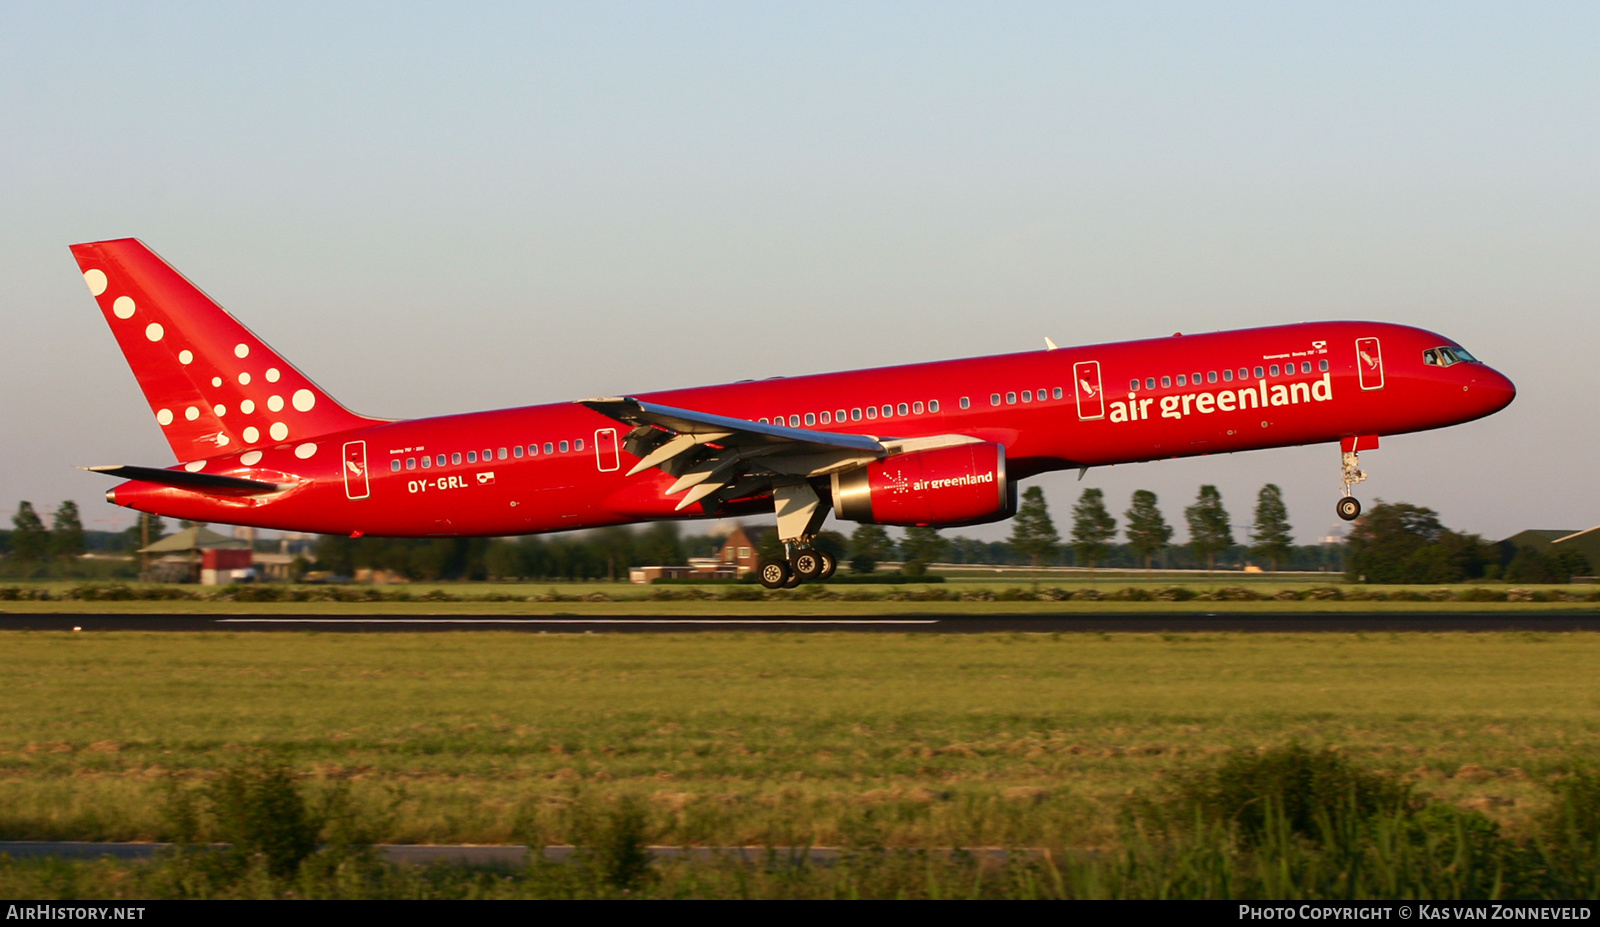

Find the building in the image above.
[
  {"left": 717, "top": 524, "right": 773, "bottom": 576},
  {"left": 138, "top": 526, "right": 252, "bottom": 584}
]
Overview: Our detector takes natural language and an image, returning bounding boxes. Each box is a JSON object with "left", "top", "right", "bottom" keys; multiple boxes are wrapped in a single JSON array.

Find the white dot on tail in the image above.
[
  {"left": 294, "top": 442, "right": 317, "bottom": 459},
  {"left": 241, "top": 451, "right": 263, "bottom": 466},
  {"left": 241, "top": 399, "right": 256, "bottom": 414},
  {"left": 235, "top": 344, "right": 250, "bottom": 358},
  {"left": 212, "top": 377, "right": 223, "bottom": 388},
  {"left": 112, "top": 296, "right": 136, "bottom": 319},
  {"left": 243, "top": 426, "right": 260, "bottom": 443},
  {"left": 266, "top": 395, "right": 284, "bottom": 412},
  {"left": 238, "top": 372, "right": 251, "bottom": 385},
  {"left": 156, "top": 408, "right": 174, "bottom": 426},
  {"left": 184, "top": 407, "right": 199, "bottom": 421},
  {"left": 145, "top": 323, "right": 163, "bottom": 342},
  {"left": 184, "top": 461, "right": 206, "bottom": 472},
  {"left": 179, "top": 350, "right": 194, "bottom": 365},
  {"left": 265, "top": 368, "right": 281, "bottom": 383},
  {"left": 84, "top": 269, "right": 108, "bottom": 296},
  {"left": 215, "top": 434, "right": 230, "bottom": 447},
  {"left": 292, "top": 389, "right": 316, "bottom": 412},
  {"left": 214, "top": 404, "right": 226, "bottom": 417},
  {"left": 269, "top": 422, "right": 288, "bottom": 441}
]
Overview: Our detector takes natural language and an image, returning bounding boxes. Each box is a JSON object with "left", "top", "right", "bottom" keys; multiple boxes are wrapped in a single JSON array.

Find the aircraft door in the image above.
[
  {"left": 342, "top": 441, "right": 371, "bottom": 500},
  {"left": 1356, "top": 337, "right": 1384, "bottom": 390},
  {"left": 594, "top": 428, "right": 619, "bottom": 472},
  {"left": 1073, "top": 360, "right": 1105, "bottom": 420}
]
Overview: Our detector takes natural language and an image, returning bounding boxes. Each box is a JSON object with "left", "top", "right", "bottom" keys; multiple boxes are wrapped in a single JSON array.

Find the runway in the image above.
[{"left": 4, "top": 612, "right": 1600, "bottom": 633}]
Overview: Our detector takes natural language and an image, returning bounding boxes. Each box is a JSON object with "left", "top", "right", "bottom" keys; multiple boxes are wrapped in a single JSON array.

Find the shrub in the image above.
[
  {"left": 206, "top": 759, "right": 329, "bottom": 878},
  {"left": 1159, "top": 744, "right": 1413, "bottom": 844}
]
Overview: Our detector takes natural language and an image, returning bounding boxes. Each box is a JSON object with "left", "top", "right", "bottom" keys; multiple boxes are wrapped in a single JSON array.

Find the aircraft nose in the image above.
[{"left": 1471, "top": 367, "right": 1516, "bottom": 415}]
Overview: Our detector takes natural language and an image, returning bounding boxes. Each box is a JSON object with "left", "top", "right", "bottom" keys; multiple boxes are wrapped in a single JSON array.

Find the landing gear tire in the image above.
[
  {"left": 1336, "top": 497, "right": 1362, "bottom": 521},
  {"left": 757, "top": 558, "right": 793, "bottom": 590},
  {"left": 791, "top": 548, "right": 825, "bottom": 580},
  {"left": 817, "top": 551, "right": 837, "bottom": 581},
  {"left": 783, "top": 568, "right": 803, "bottom": 589}
]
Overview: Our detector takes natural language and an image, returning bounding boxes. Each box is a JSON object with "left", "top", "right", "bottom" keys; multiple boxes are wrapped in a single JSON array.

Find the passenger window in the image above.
[
  {"left": 1052, "top": 387, "right": 1062, "bottom": 400},
  {"left": 1160, "top": 376, "right": 1171, "bottom": 388},
  {"left": 819, "top": 411, "right": 831, "bottom": 424},
  {"left": 514, "top": 445, "right": 524, "bottom": 458},
  {"left": 468, "top": 451, "right": 477, "bottom": 463},
  {"left": 499, "top": 447, "right": 508, "bottom": 459},
  {"left": 560, "top": 440, "right": 569, "bottom": 453},
  {"left": 574, "top": 439, "right": 582, "bottom": 452},
  {"left": 865, "top": 406, "right": 877, "bottom": 420},
  {"left": 1319, "top": 359, "right": 1329, "bottom": 372},
  {"left": 835, "top": 409, "right": 846, "bottom": 421},
  {"left": 959, "top": 397, "right": 970, "bottom": 410},
  {"left": 759, "top": 417, "right": 769, "bottom": 424},
  {"left": 544, "top": 442, "right": 554, "bottom": 454},
  {"left": 881, "top": 404, "right": 892, "bottom": 417},
  {"left": 390, "top": 459, "right": 400, "bottom": 472},
  {"left": 528, "top": 444, "right": 538, "bottom": 456},
  {"left": 1222, "top": 369, "right": 1233, "bottom": 382},
  {"left": 929, "top": 399, "right": 940, "bottom": 412},
  {"left": 436, "top": 454, "right": 446, "bottom": 466},
  {"left": 1269, "top": 364, "right": 1280, "bottom": 377},
  {"left": 804, "top": 412, "right": 816, "bottom": 426},
  {"left": 851, "top": 408, "right": 862, "bottom": 421},
  {"left": 1207, "top": 371, "right": 1217, "bottom": 383},
  {"left": 406, "top": 458, "right": 416, "bottom": 470},
  {"left": 1239, "top": 368, "right": 1250, "bottom": 379},
  {"left": 483, "top": 448, "right": 492, "bottom": 460},
  {"left": 1145, "top": 378, "right": 1156, "bottom": 390},
  {"left": 1176, "top": 375, "right": 1186, "bottom": 387},
  {"left": 1253, "top": 366, "right": 1264, "bottom": 378},
  {"left": 1020, "top": 391, "right": 1032, "bottom": 403},
  {"left": 912, "top": 401, "right": 923, "bottom": 414},
  {"left": 420, "top": 456, "right": 431, "bottom": 469},
  {"left": 1192, "top": 372, "right": 1201, "bottom": 384},
  {"left": 1129, "top": 379, "right": 1139, "bottom": 391},
  {"left": 990, "top": 393, "right": 1001, "bottom": 406},
  {"left": 1005, "top": 392, "right": 1016, "bottom": 405},
  {"left": 785, "top": 415, "right": 797, "bottom": 427},
  {"left": 452, "top": 452, "right": 462, "bottom": 465}
]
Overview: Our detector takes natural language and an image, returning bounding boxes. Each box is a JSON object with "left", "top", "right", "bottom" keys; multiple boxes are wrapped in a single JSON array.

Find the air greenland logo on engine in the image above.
[
  {"left": 1108, "top": 372, "right": 1334, "bottom": 423},
  {"left": 911, "top": 472, "right": 996, "bottom": 493}
]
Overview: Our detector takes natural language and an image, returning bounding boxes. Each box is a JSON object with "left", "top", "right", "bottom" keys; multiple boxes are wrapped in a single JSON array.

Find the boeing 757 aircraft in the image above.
[{"left": 73, "top": 239, "right": 1516, "bottom": 588}]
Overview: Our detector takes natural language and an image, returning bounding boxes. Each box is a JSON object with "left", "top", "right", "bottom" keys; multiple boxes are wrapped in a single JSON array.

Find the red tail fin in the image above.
[{"left": 71, "top": 239, "right": 382, "bottom": 462}]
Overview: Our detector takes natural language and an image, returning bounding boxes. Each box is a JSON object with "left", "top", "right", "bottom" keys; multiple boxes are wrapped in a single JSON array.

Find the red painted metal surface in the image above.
[{"left": 80, "top": 240, "right": 1517, "bottom": 539}]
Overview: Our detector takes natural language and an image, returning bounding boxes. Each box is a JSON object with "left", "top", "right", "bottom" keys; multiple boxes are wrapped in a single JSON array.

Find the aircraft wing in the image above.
[{"left": 579, "top": 397, "right": 978, "bottom": 512}]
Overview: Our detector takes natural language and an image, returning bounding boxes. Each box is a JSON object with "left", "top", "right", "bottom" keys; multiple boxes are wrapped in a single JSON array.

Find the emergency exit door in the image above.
[
  {"left": 1073, "top": 360, "right": 1105, "bottom": 420},
  {"left": 1356, "top": 337, "right": 1384, "bottom": 390},
  {"left": 594, "top": 428, "right": 619, "bottom": 472},
  {"left": 343, "top": 441, "right": 370, "bottom": 500}
]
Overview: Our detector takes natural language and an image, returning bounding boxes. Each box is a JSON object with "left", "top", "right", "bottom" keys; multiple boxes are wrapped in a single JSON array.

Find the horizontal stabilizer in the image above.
[{"left": 82, "top": 465, "right": 290, "bottom": 496}]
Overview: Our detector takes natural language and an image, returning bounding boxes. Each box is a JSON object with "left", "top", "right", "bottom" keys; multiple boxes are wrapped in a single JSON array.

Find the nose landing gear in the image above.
[{"left": 1336, "top": 436, "right": 1378, "bottom": 521}]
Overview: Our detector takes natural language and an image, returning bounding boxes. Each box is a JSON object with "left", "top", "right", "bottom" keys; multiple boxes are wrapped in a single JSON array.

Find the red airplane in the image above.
[{"left": 74, "top": 238, "right": 1516, "bottom": 588}]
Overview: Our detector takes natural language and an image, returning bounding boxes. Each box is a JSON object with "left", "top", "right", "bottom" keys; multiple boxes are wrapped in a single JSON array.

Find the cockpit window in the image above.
[{"left": 1424, "top": 346, "right": 1478, "bottom": 367}]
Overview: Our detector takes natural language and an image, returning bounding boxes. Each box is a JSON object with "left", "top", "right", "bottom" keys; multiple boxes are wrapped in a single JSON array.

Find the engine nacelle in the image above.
[{"left": 830, "top": 442, "right": 1014, "bottom": 527}]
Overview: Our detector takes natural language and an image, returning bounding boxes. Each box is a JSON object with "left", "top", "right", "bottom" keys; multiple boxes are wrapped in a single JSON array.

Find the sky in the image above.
[{"left": 1, "top": 2, "right": 1596, "bottom": 544}]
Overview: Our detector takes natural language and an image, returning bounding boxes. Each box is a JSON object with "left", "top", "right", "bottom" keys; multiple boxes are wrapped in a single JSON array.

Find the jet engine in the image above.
[{"left": 829, "top": 442, "right": 1015, "bottom": 527}]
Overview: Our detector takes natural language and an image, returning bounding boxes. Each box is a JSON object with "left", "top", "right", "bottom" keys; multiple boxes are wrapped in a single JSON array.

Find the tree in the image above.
[
  {"left": 900, "top": 526, "right": 949, "bottom": 576},
  {"left": 1184, "top": 485, "right": 1234, "bottom": 573},
  {"left": 49, "top": 500, "right": 86, "bottom": 562},
  {"left": 1009, "top": 486, "right": 1060, "bottom": 568},
  {"left": 1249, "top": 484, "right": 1294, "bottom": 572},
  {"left": 848, "top": 524, "right": 894, "bottom": 574},
  {"left": 634, "top": 522, "right": 686, "bottom": 567},
  {"left": 10, "top": 502, "right": 48, "bottom": 563},
  {"left": 1124, "top": 490, "right": 1173, "bottom": 570},
  {"left": 1344, "top": 501, "right": 1495, "bottom": 584},
  {"left": 1070, "top": 488, "right": 1117, "bottom": 570}
]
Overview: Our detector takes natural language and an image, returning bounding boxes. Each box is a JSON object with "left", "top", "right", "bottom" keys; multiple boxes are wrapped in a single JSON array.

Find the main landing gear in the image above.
[
  {"left": 757, "top": 543, "right": 838, "bottom": 590},
  {"left": 1337, "top": 446, "right": 1369, "bottom": 521}
]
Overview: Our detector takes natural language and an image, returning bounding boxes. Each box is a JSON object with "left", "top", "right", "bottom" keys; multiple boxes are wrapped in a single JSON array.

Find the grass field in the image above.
[
  {"left": 0, "top": 578, "right": 1597, "bottom": 614},
  {"left": 3, "top": 629, "right": 1599, "bottom": 852}
]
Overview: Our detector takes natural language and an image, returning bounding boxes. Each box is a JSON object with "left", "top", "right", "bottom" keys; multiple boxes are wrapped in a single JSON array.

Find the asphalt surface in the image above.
[{"left": 3, "top": 612, "right": 1600, "bottom": 633}]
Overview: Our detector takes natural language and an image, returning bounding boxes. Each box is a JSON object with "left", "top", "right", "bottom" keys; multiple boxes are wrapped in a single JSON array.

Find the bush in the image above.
[
  {"left": 205, "top": 759, "right": 331, "bottom": 878},
  {"left": 1158, "top": 744, "right": 1413, "bottom": 844}
]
